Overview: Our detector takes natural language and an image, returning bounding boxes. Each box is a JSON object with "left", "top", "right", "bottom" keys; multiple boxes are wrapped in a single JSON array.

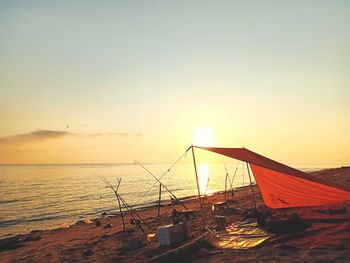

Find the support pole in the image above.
[
  {"left": 116, "top": 195, "right": 125, "bottom": 230},
  {"left": 242, "top": 161, "right": 245, "bottom": 187},
  {"left": 115, "top": 178, "right": 125, "bottom": 231},
  {"left": 191, "top": 146, "right": 204, "bottom": 227},
  {"left": 224, "top": 171, "right": 228, "bottom": 201},
  {"left": 98, "top": 176, "right": 141, "bottom": 232},
  {"left": 223, "top": 159, "right": 228, "bottom": 201},
  {"left": 117, "top": 194, "right": 146, "bottom": 235},
  {"left": 118, "top": 194, "right": 151, "bottom": 229},
  {"left": 246, "top": 162, "right": 257, "bottom": 210},
  {"left": 157, "top": 183, "right": 162, "bottom": 217}
]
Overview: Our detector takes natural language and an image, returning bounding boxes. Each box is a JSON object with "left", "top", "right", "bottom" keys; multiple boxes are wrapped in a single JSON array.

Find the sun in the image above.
[{"left": 194, "top": 128, "right": 214, "bottom": 147}]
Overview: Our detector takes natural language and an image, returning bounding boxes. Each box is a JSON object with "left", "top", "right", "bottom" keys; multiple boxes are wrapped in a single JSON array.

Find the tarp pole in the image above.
[
  {"left": 223, "top": 159, "right": 228, "bottom": 201},
  {"left": 224, "top": 173, "right": 228, "bottom": 201},
  {"left": 246, "top": 162, "right": 257, "bottom": 210},
  {"left": 157, "top": 183, "right": 162, "bottom": 217},
  {"left": 191, "top": 145, "right": 205, "bottom": 227}
]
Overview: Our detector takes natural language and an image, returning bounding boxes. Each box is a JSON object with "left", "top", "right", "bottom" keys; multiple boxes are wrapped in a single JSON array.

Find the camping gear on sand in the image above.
[
  {"left": 157, "top": 222, "right": 185, "bottom": 246},
  {"left": 208, "top": 219, "right": 271, "bottom": 250},
  {"left": 256, "top": 206, "right": 311, "bottom": 233},
  {"left": 214, "top": 215, "right": 226, "bottom": 230},
  {"left": 178, "top": 209, "right": 195, "bottom": 220},
  {"left": 147, "top": 233, "right": 157, "bottom": 243},
  {"left": 212, "top": 201, "right": 229, "bottom": 212},
  {"left": 265, "top": 213, "right": 311, "bottom": 233}
]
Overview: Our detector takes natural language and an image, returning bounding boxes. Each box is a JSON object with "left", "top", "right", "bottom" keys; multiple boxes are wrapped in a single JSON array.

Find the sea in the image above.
[{"left": 0, "top": 162, "right": 336, "bottom": 238}]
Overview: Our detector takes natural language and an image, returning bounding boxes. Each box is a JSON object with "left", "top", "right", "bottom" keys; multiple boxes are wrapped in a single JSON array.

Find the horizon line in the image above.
[{"left": 0, "top": 162, "right": 347, "bottom": 167}]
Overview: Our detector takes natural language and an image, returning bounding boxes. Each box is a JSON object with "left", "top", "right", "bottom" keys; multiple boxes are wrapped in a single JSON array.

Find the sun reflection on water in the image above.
[{"left": 199, "top": 163, "right": 212, "bottom": 195}]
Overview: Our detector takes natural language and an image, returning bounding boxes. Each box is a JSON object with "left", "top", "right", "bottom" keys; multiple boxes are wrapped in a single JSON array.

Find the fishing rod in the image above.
[
  {"left": 98, "top": 176, "right": 149, "bottom": 233},
  {"left": 224, "top": 160, "right": 240, "bottom": 200},
  {"left": 117, "top": 193, "right": 149, "bottom": 232},
  {"left": 229, "top": 160, "right": 240, "bottom": 191},
  {"left": 134, "top": 159, "right": 189, "bottom": 210},
  {"left": 115, "top": 178, "right": 125, "bottom": 230},
  {"left": 98, "top": 176, "right": 126, "bottom": 230},
  {"left": 134, "top": 148, "right": 190, "bottom": 206},
  {"left": 201, "top": 177, "right": 210, "bottom": 207}
]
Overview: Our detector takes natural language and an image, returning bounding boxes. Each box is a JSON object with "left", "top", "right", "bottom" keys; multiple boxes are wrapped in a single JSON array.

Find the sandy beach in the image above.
[
  {"left": 1, "top": 167, "right": 349, "bottom": 262},
  {"left": 2, "top": 1, "right": 350, "bottom": 262}
]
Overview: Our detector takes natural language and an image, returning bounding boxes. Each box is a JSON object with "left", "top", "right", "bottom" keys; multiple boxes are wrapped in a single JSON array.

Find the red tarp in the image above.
[{"left": 195, "top": 146, "right": 350, "bottom": 209}]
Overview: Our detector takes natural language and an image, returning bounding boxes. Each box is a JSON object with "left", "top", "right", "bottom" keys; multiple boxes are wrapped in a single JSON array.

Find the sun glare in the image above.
[{"left": 194, "top": 128, "right": 214, "bottom": 147}]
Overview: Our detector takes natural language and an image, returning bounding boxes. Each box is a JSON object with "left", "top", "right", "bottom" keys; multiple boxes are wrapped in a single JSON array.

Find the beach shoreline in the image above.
[{"left": 1, "top": 167, "right": 349, "bottom": 262}]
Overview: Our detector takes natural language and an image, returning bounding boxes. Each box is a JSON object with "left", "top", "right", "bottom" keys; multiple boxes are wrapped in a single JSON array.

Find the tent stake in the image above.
[
  {"left": 246, "top": 163, "right": 257, "bottom": 210},
  {"left": 191, "top": 145, "right": 205, "bottom": 227}
]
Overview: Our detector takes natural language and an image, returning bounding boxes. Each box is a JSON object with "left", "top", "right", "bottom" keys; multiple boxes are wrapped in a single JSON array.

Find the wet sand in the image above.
[{"left": 0, "top": 167, "right": 349, "bottom": 262}]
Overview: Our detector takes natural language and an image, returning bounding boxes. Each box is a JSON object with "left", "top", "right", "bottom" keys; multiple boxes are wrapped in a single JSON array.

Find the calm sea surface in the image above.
[{"left": 0, "top": 162, "right": 335, "bottom": 237}]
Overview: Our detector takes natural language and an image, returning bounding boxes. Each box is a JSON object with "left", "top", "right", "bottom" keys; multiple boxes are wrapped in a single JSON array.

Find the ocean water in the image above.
[{"left": 0, "top": 162, "right": 334, "bottom": 238}]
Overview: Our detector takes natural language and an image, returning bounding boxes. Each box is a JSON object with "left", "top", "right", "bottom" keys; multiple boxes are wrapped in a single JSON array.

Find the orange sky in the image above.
[{"left": 1, "top": 1, "right": 349, "bottom": 165}]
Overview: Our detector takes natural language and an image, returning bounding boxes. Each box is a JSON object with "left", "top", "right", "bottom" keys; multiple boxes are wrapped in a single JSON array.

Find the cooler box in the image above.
[{"left": 157, "top": 222, "right": 184, "bottom": 245}]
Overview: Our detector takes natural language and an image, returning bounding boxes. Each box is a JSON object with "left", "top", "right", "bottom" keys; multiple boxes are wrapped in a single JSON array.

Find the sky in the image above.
[{"left": 0, "top": 0, "right": 349, "bottom": 165}]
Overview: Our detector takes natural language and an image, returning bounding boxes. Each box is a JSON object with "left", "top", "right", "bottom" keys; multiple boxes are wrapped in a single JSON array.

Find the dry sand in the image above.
[{"left": 0, "top": 167, "right": 350, "bottom": 262}]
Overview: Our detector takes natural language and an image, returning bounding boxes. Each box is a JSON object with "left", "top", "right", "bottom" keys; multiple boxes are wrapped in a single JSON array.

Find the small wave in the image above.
[{"left": 0, "top": 196, "right": 39, "bottom": 205}]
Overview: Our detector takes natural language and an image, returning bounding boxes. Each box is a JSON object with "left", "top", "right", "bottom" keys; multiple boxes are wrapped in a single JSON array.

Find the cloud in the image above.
[
  {"left": 22, "top": 130, "right": 72, "bottom": 139},
  {"left": 0, "top": 129, "right": 141, "bottom": 145},
  {"left": 87, "top": 132, "right": 141, "bottom": 138},
  {"left": 104, "top": 132, "right": 141, "bottom": 137},
  {"left": 0, "top": 130, "right": 73, "bottom": 144}
]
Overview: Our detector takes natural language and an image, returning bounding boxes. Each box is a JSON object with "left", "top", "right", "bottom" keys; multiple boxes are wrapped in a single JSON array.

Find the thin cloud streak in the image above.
[
  {"left": 0, "top": 130, "right": 141, "bottom": 145},
  {"left": 0, "top": 130, "right": 72, "bottom": 144},
  {"left": 89, "top": 132, "right": 141, "bottom": 137}
]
